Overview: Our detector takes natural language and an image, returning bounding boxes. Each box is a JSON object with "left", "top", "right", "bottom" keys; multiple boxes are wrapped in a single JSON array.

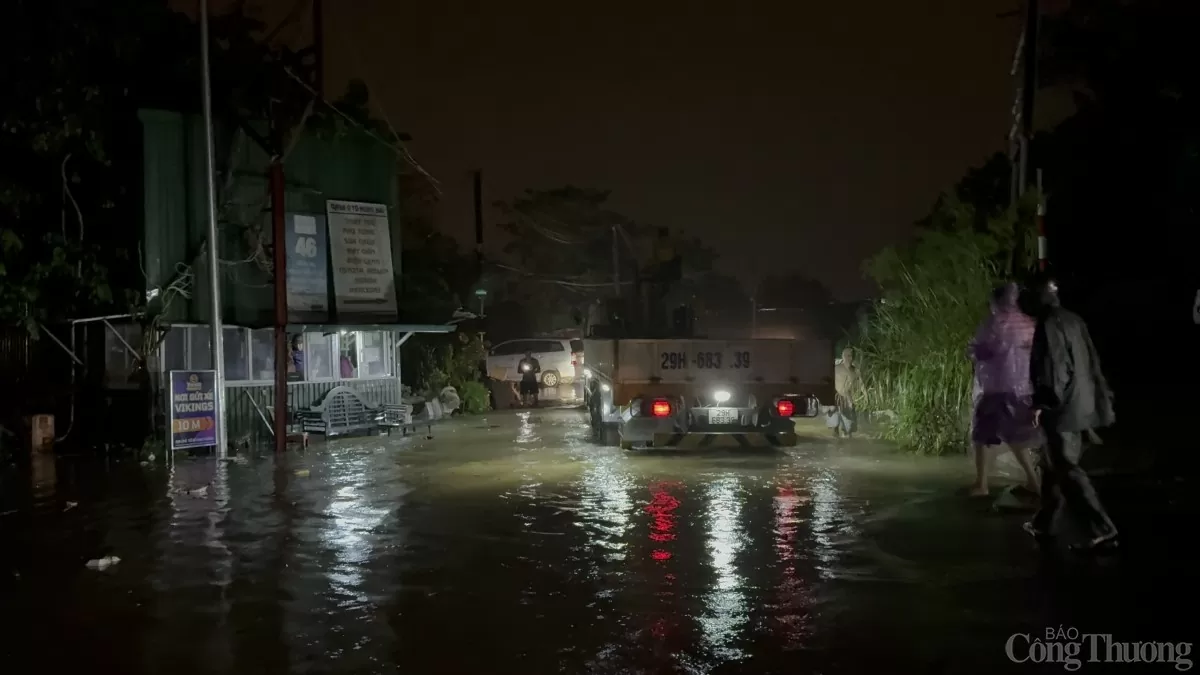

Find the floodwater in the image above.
[{"left": 1, "top": 409, "right": 1195, "bottom": 674}]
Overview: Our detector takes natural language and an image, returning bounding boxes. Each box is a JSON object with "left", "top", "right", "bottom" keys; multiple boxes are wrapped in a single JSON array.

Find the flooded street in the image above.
[{"left": 1, "top": 408, "right": 1195, "bottom": 674}]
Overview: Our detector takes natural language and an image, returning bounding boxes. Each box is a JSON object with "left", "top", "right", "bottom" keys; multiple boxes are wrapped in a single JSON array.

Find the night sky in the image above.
[{"left": 266, "top": 0, "right": 1023, "bottom": 299}]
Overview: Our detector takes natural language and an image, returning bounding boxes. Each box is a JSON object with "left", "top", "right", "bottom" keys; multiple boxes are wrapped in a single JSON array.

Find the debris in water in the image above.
[
  {"left": 0, "top": 509, "right": 16, "bottom": 517},
  {"left": 64, "top": 501, "right": 78, "bottom": 512},
  {"left": 85, "top": 556, "right": 121, "bottom": 570},
  {"left": 294, "top": 469, "right": 310, "bottom": 477},
  {"left": 177, "top": 485, "right": 209, "bottom": 497},
  {"left": 146, "top": 453, "right": 156, "bottom": 462},
  {"left": 221, "top": 456, "right": 249, "bottom": 465}
]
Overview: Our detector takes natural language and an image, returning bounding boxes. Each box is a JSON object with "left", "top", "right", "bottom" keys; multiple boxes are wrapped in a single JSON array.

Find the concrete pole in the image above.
[
  {"left": 1036, "top": 168, "right": 1047, "bottom": 271},
  {"left": 200, "top": 0, "right": 228, "bottom": 458}
]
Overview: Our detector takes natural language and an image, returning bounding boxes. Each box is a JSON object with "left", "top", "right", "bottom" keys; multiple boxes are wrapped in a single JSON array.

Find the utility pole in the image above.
[
  {"left": 750, "top": 297, "right": 756, "bottom": 339},
  {"left": 611, "top": 225, "right": 620, "bottom": 296},
  {"left": 200, "top": 0, "right": 228, "bottom": 459},
  {"left": 270, "top": 158, "right": 287, "bottom": 455},
  {"left": 313, "top": 0, "right": 325, "bottom": 96},
  {"left": 1018, "top": 0, "right": 1039, "bottom": 196},
  {"left": 473, "top": 170, "right": 484, "bottom": 269},
  {"left": 271, "top": 0, "right": 326, "bottom": 455},
  {"left": 1036, "top": 169, "right": 1047, "bottom": 271}
]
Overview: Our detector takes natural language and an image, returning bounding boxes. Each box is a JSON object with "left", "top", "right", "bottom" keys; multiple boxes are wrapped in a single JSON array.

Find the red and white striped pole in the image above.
[{"left": 1036, "top": 168, "right": 1047, "bottom": 271}]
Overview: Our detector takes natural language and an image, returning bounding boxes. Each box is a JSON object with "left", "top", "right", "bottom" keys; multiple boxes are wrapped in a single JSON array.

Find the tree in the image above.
[
  {"left": 492, "top": 185, "right": 738, "bottom": 335},
  {"left": 0, "top": 0, "right": 332, "bottom": 334}
]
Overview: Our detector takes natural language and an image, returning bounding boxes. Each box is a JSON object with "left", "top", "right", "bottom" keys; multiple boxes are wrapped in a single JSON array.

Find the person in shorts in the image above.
[
  {"left": 517, "top": 351, "right": 541, "bottom": 407},
  {"left": 968, "top": 283, "right": 1041, "bottom": 496}
]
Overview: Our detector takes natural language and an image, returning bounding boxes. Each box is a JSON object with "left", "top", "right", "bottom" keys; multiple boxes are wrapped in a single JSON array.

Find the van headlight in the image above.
[{"left": 712, "top": 389, "right": 731, "bottom": 404}]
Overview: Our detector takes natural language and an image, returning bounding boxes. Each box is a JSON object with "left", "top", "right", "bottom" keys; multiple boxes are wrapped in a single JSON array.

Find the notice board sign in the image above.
[
  {"left": 284, "top": 213, "right": 329, "bottom": 321},
  {"left": 325, "top": 199, "right": 397, "bottom": 319},
  {"left": 168, "top": 370, "right": 218, "bottom": 450}
]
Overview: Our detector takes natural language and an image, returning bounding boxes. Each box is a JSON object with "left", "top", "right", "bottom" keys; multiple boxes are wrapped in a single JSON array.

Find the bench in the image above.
[
  {"left": 298, "top": 386, "right": 386, "bottom": 438},
  {"left": 377, "top": 403, "right": 415, "bottom": 436}
]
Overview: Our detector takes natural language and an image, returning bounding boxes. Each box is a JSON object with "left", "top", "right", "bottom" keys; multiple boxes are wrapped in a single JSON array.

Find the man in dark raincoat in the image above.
[{"left": 1026, "top": 277, "right": 1119, "bottom": 551}]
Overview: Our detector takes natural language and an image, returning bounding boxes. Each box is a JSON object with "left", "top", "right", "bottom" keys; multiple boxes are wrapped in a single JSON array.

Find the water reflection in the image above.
[
  {"left": 808, "top": 467, "right": 845, "bottom": 577},
  {"left": 646, "top": 481, "right": 680, "bottom": 560},
  {"left": 516, "top": 411, "right": 538, "bottom": 445},
  {"left": 579, "top": 456, "right": 634, "bottom": 561},
  {"left": 772, "top": 482, "right": 811, "bottom": 649},
  {"left": 321, "top": 454, "right": 388, "bottom": 602},
  {"left": 207, "top": 462, "right": 232, "bottom": 671},
  {"left": 5, "top": 408, "right": 1163, "bottom": 674},
  {"left": 642, "top": 480, "right": 685, "bottom": 663},
  {"left": 698, "top": 475, "right": 748, "bottom": 661}
]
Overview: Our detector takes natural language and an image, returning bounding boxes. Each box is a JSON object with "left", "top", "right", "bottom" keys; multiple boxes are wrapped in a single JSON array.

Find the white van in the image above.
[{"left": 486, "top": 338, "right": 584, "bottom": 387}]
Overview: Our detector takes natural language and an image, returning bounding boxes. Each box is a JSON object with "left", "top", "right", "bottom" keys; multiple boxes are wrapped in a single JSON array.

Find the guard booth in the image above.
[{"left": 107, "top": 109, "right": 456, "bottom": 450}]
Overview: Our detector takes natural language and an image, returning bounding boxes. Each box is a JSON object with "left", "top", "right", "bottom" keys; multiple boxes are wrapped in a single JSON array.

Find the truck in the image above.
[{"left": 584, "top": 337, "right": 834, "bottom": 449}]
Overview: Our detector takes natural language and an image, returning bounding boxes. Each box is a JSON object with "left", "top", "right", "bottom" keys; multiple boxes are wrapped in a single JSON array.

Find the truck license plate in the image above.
[{"left": 709, "top": 408, "right": 737, "bottom": 425}]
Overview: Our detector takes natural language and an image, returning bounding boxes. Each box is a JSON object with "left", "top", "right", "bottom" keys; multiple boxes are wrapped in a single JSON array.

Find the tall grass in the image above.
[{"left": 851, "top": 199, "right": 1032, "bottom": 455}]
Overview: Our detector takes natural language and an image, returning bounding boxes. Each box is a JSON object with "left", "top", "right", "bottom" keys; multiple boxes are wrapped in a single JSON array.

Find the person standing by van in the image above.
[{"left": 518, "top": 350, "right": 541, "bottom": 407}]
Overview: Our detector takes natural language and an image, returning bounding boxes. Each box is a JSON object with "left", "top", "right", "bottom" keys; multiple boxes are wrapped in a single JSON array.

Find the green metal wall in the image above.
[{"left": 137, "top": 109, "right": 401, "bottom": 327}]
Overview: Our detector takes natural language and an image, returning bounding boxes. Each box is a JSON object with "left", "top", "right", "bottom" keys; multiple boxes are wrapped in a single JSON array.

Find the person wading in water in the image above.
[
  {"left": 967, "top": 283, "right": 1041, "bottom": 496},
  {"left": 832, "top": 347, "right": 858, "bottom": 439},
  {"left": 1025, "top": 276, "right": 1119, "bottom": 552}
]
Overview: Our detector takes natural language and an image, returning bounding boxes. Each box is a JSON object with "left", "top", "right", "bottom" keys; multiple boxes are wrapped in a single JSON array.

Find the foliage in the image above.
[
  {"left": 852, "top": 195, "right": 1037, "bottom": 455},
  {"left": 0, "top": 1, "right": 164, "bottom": 329},
  {"left": 0, "top": 0, "right": 330, "bottom": 334},
  {"left": 402, "top": 332, "right": 490, "bottom": 412},
  {"left": 457, "top": 381, "right": 491, "bottom": 415}
]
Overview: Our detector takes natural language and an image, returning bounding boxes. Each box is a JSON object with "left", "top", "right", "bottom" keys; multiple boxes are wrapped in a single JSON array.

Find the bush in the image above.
[
  {"left": 851, "top": 196, "right": 1035, "bottom": 455},
  {"left": 457, "top": 380, "right": 491, "bottom": 414},
  {"left": 401, "top": 331, "right": 491, "bottom": 412}
]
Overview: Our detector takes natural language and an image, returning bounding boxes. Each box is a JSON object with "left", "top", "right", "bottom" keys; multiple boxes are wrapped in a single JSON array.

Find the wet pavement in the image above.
[{"left": 1, "top": 408, "right": 1195, "bottom": 674}]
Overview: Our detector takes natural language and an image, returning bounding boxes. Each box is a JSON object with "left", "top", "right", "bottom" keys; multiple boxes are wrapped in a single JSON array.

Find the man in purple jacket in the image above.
[{"left": 968, "top": 283, "right": 1041, "bottom": 496}]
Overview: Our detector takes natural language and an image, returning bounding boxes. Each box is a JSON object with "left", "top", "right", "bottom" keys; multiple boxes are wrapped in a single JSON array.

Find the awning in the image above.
[{"left": 286, "top": 323, "right": 458, "bottom": 334}]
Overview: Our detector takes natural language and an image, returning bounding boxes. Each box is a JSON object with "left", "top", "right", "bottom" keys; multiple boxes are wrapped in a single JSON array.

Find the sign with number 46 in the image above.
[
  {"left": 285, "top": 213, "right": 330, "bottom": 319},
  {"left": 294, "top": 235, "right": 318, "bottom": 258}
]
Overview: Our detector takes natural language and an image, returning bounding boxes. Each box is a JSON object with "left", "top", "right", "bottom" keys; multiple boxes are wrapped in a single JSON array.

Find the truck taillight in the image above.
[
  {"left": 651, "top": 400, "right": 672, "bottom": 417},
  {"left": 776, "top": 399, "right": 795, "bottom": 417}
]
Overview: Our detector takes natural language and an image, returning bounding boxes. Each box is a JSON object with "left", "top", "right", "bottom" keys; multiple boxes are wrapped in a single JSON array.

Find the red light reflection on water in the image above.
[
  {"left": 645, "top": 482, "right": 682, "bottom": 563},
  {"left": 644, "top": 481, "right": 683, "bottom": 652},
  {"left": 773, "top": 483, "right": 811, "bottom": 647}
]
